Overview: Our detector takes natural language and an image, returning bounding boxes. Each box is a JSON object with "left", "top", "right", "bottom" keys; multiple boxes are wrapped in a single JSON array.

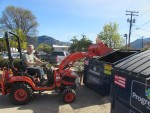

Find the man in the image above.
[{"left": 22, "top": 45, "right": 47, "bottom": 86}]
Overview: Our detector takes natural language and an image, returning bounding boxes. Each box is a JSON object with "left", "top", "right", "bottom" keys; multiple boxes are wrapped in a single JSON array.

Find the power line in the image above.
[
  {"left": 136, "top": 27, "right": 150, "bottom": 32},
  {"left": 136, "top": 19, "right": 150, "bottom": 29},
  {"left": 132, "top": 33, "right": 143, "bottom": 37},
  {"left": 134, "top": 0, "right": 150, "bottom": 27},
  {"left": 135, "top": 0, "right": 150, "bottom": 12},
  {"left": 132, "top": 33, "right": 150, "bottom": 38},
  {"left": 138, "top": 8, "right": 150, "bottom": 19},
  {"left": 132, "top": 25, "right": 150, "bottom": 33}
]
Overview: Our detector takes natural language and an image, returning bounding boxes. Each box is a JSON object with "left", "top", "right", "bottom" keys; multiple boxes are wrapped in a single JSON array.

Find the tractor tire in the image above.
[
  {"left": 62, "top": 89, "right": 76, "bottom": 103},
  {"left": 9, "top": 83, "right": 34, "bottom": 105},
  {"left": 60, "top": 84, "right": 77, "bottom": 93}
]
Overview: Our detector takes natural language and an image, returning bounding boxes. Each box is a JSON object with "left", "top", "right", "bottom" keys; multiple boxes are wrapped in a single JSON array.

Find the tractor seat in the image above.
[
  {"left": 12, "top": 61, "right": 39, "bottom": 83},
  {"left": 14, "top": 61, "right": 36, "bottom": 77}
]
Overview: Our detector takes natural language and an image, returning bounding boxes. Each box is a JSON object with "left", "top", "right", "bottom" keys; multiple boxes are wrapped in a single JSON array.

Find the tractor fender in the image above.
[{"left": 8, "top": 76, "right": 36, "bottom": 89}]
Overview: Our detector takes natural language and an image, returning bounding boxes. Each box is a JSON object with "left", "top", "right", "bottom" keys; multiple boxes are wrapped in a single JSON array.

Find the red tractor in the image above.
[{"left": 0, "top": 32, "right": 113, "bottom": 105}]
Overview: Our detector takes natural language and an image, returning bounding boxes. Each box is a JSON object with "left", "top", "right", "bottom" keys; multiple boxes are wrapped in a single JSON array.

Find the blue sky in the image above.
[{"left": 1, "top": 0, "right": 150, "bottom": 43}]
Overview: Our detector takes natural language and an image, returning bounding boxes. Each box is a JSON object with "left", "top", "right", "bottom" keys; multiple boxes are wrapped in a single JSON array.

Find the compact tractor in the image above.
[{"left": 0, "top": 32, "right": 113, "bottom": 105}]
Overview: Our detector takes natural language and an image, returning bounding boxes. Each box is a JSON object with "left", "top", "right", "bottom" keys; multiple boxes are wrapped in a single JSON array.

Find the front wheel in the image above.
[
  {"left": 62, "top": 89, "right": 76, "bottom": 103},
  {"left": 9, "top": 83, "right": 34, "bottom": 105}
]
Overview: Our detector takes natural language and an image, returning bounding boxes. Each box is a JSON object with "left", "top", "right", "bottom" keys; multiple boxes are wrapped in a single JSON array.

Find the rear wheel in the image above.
[
  {"left": 62, "top": 89, "right": 76, "bottom": 103},
  {"left": 9, "top": 83, "right": 34, "bottom": 105}
]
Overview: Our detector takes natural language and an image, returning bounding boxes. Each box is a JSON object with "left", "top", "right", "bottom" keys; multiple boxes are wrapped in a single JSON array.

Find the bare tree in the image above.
[{"left": 0, "top": 6, "right": 38, "bottom": 36}]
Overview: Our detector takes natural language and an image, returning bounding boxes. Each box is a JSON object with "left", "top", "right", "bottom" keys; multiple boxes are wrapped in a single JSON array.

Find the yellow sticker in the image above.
[
  {"left": 104, "top": 64, "right": 112, "bottom": 70},
  {"left": 104, "top": 70, "right": 111, "bottom": 75}
]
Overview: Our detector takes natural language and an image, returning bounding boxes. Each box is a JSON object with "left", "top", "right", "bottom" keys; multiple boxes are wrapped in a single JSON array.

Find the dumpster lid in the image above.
[
  {"left": 114, "top": 50, "right": 150, "bottom": 76},
  {"left": 98, "top": 50, "right": 138, "bottom": 64}
]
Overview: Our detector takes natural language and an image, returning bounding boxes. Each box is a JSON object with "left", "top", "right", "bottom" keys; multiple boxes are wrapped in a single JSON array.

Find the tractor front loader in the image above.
[{"left": 0, "top": 31, "right": 113, "bottom": 105}]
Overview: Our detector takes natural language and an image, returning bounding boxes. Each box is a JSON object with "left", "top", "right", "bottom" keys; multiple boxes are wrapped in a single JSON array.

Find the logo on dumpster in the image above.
[
  {"left": 145, "top": 88, "right": 150, "bottom": 100},
  {"left": 132, "top": 92, "right": 150, "bottom": 106},
  {"left": 130, "top": 80, "right": 150, "bottom": 112}
]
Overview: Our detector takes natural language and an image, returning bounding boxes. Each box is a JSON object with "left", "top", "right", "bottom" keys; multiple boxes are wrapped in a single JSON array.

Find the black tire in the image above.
[
  {"left": 9, "top": 83, "right": 34, "bottom": 105},
  {"left": 60, "top": 84, "right": 77, "bottom": 93},
  {"left": 62, "top": 89, "right": 76, "bottom": 103},
  {"left": 60, "top": 87, "right": 65, "bottom": 93}
]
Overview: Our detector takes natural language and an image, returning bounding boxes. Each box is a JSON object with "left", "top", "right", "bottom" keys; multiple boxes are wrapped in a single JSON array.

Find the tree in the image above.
[
  {"left": 0, "top": 38, "right": 6, "bottom": 53},
  {"left": 37, "top": 43, "right": 52, "bottom": 53},
  {"left": 10, "top": 29, "right": 27, "bottom": 50},
  {"left": 69, "top": 36, "right": 79, "bottom": 53},
  {"left": 80, "top": 34, "right": 92, "bottom": 51},
  {"left": 69, "top": 35, "right": 92, "bottom": 53},
  {"left": 0, "top": 6, "right": 38, "bottom": 37},
  {"left": 98, "top": 22, "right": 124, "bottom": 49}
]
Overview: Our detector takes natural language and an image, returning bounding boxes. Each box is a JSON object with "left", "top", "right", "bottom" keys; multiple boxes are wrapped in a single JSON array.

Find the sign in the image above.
[
  {"left": 84, "top": 60, "right": 89, "bottom": 65},
  {"left": 104, "top": 64, "right": 112, "bottom": 75},
  {"left": 104, "top": 64, "right": 112, "bottom": 70},
  {"left": 104, "top": 70, "right": 111, "bottom": 75},
  {"left": 114, "top": 74, "right": 126, "bottom": 88},
  {"left": 130, "top": 80, "right": 150, "bottom": 113}
]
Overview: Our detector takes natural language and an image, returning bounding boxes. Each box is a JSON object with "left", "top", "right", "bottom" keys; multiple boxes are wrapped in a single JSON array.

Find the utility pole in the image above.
[
  {"left": 126, "top": 11, "right": 138, "bottom": 49},
  {"left": 124, "top": 34, "right": 128, "bottom": 50},
  {"left": 142, "top": 36, "right": 144, "bottom": 50}
]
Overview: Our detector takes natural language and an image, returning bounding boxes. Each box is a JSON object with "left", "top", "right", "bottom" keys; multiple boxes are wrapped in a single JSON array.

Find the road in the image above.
[{"left": 0, "top": 85, "right": 111, "bottom": 113}]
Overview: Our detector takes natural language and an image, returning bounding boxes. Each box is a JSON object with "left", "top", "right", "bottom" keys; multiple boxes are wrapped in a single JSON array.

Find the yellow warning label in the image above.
[
  {"left": 104, "top": 70, "right": 111, "bottom": 75},
  {"left": 104, "top": 64, "right": 112, "bottom": 70}
]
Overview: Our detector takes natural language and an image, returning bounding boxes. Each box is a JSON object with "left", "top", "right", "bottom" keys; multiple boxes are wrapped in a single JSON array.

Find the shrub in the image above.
[
  {"left": 73, "top": 59, "right": 84, "bottom": 74},
  {"left": 0, "top": 56, "right": 7, "bottom": 69},
  {"left": 0, "top": 57, "right": 21, "bottom": 69},
  {"left": 12, "top": 58, "right": 21, "bottom": 69}
]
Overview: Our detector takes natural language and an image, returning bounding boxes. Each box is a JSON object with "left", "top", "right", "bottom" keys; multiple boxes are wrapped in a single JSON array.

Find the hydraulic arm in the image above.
[{"left": 58, "top": 42, "right": 113, "bottom": 73}]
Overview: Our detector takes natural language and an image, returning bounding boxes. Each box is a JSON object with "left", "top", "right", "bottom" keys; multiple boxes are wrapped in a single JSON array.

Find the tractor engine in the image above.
[{"left": 61, "top": 70, "right": 78, "bottom": 85}]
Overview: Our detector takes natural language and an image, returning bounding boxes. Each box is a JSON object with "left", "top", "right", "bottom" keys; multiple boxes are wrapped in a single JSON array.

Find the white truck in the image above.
[{"left": 49, "top": 51, "right": 69, "bottom": 64}]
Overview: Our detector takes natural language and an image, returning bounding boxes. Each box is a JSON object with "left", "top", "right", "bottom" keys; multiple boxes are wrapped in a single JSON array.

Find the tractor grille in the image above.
[{"left": 62, "top": 76, "right": 76, "bottom": 83}]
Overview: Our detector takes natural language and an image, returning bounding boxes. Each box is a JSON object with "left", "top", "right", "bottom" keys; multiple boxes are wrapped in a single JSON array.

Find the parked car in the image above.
[
  {"left": 49, "top": 51, "right": 69, "bottom": 64},
  {"left": 37, "top": 51, "right": 69, "bottom": 64},
  {"left": 34, "top": 52, "right": 48, "bottom": 63},
  {"left": 2, "top": 52, "right": 20, "bottom": 59}
]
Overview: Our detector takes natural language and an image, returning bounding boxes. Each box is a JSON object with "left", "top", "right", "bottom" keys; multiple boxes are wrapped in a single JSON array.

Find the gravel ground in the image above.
[
  {"left": 0, "top": 84, "right": 111, "bottom": 113},
  {"left": 0, "top": 70, "right": 111, "bottom": 113}
]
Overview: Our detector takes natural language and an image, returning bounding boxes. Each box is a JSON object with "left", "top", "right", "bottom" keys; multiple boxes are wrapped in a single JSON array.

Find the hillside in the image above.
[
  {"left": 130, "top": 38, "right": 150, "bottom": 49},
  {"left": 27, "top": 35, "right": 70, "bottom": 47},
  {"left": 38, "top": 35, "right": 70, "bottom": 46}
]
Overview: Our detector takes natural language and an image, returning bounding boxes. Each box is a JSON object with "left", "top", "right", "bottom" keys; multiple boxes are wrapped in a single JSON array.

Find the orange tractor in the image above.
[{"left": 0, "top": 32, "right": 113, "bottom": 105}]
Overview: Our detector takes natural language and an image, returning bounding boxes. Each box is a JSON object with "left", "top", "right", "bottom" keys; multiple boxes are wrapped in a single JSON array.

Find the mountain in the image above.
[
  {"left": 37, "top": 35, "right": 70, "bottom": 46},
  {"left": 130, "top": 38, "right": 150, "bottom": 49},
  {"left": 27, "top": 35, "right": 71, "bottom": 47}
]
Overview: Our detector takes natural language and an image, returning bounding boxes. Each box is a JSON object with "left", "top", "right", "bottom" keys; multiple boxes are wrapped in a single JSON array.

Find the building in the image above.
[
  {"left": 144, "top": 42, "right": 150, "bottom": 49},
  {"left": 53, "top": 44, "right": 70, "bottom": 52}
]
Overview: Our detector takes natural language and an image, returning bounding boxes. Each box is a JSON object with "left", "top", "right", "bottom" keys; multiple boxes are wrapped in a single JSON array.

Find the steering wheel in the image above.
[{"left": 40, "top": 62, "right": 49, "bottom": 67}]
